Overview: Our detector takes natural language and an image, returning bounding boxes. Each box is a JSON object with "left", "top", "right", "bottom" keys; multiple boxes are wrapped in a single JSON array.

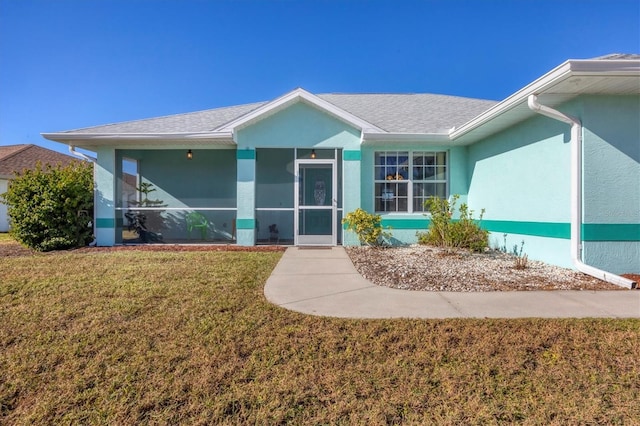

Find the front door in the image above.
[{"left": 295, "top": 160, "right": 337, "bottom": 246}]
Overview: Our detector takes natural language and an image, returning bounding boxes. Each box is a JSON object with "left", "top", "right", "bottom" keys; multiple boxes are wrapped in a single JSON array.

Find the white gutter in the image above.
[
  {"left": 362, "top": 132, "right": 451, "bottom": 144},
  {"left": 42, "top": 131, "right": 235, "bottom": 143},
  {"left": 527, "top": 95, "right": 636, "bottom": 289}
]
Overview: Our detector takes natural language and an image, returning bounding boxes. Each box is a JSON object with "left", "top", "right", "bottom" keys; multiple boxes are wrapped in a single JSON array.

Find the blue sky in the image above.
[{"left": 1, "top": 0, "right": 638, "bottom": 154}]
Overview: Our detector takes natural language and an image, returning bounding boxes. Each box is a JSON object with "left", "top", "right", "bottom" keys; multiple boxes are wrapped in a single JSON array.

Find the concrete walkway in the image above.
[{"left": 264, "top": 247, "right": 640, "bottom": 319}]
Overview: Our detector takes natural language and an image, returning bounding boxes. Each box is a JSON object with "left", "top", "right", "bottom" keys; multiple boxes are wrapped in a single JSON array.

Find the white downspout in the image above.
[
  {"left": 69, "top": 146, "right": 98, "bottom": 246},
  {"left": 527, "top": 95, "right": 636, "bottom": 289},
  {"left": 69, "top": 145, "right": 96, "bottom": 163}
]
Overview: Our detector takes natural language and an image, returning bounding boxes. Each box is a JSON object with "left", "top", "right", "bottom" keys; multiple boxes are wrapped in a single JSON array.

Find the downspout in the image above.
[
  {"left": 68, "top": 146, "right": 98, "bottom": 246},
  {"left": 69, "top": 145, "right": 96, "bottom": 163},
  {"left": 527, "top": 95, "right": 636, "bottom": 289}
]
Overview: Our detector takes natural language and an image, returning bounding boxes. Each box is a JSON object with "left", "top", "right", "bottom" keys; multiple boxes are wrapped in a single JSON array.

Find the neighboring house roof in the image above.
[
  {"left": 0, "top": 144, "right": 79, "bottom": 179},
  {"left": 41, "top": 53, "right": 639, "bottom": 149}
]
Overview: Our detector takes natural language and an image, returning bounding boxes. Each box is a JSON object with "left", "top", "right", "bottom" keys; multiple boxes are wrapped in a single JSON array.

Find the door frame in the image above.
[{"left": 294, "top": 158, "right": 338, "bottom": 246}]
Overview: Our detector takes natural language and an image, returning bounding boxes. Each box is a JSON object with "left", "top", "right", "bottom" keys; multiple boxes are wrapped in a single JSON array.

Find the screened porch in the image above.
[
  {"left": 115, "top": 148, "right": 238, "bottom": 244},
  {"left": 114, "top": 147, "right": 343, "bottom": 245}
]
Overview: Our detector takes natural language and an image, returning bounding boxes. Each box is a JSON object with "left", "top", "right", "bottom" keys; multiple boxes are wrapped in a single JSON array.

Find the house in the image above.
[
  {"left": 0, "top": 144, "right": 79, "bottom": 232},
  {"left": 42, "top": 54, "right": 639, "bottom": 285}
]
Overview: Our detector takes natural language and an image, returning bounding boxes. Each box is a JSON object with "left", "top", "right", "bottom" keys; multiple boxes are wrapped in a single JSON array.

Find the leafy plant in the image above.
[
  {"left": 0, "top": 161, "right": 93, "bottom": 251},
  {"left": 417, "top": 194, "right": 488, "bottom": 252},
  {"left": 342, "top": 208, "right": 391, "bottom": 246}
]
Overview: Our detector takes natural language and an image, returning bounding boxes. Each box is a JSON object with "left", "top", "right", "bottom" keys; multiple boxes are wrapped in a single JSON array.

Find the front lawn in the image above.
[{"left": 1, "top": 242, "right": 638, "bottom": 424}]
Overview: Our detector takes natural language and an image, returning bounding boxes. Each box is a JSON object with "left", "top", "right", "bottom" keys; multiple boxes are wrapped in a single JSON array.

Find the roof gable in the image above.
[{"left": 215, "top": 88, "right": 384, "bottom": 134}]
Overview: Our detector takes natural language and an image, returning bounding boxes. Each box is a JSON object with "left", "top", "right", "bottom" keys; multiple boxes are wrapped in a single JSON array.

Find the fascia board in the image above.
[
  {"left": 362, "top": 132, "right": 451, "bottom": 144},
  {"left": 41, "top": 132, "right": 234, "bottom": 143},
  {"left": 569, "top": 59, "right": 640, "bottom": 74},
  {"left": 215, "top": 88, "right": 384, "bottom": 133}
]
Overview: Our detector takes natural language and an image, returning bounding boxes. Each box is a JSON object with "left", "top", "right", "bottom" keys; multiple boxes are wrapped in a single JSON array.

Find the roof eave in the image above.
[
  {"left": 41, "top": 131, "right": 235, "bottom": 146},
  {"left": 362, "top": 132, "right": 451, "bottom": 144},
  {"left": 449, "top": 58, "right": 640, "bottom": 142}
]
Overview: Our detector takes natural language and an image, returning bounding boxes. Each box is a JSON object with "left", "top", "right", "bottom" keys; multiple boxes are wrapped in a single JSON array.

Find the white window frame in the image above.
[{"left": 374, "top": 150, "right": 448, "bottom": 214}]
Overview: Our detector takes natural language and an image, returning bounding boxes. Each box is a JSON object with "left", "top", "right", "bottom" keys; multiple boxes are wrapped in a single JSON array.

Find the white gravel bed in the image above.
[{"left": 345, "top": 245, "right": 624, "bottom": 292}]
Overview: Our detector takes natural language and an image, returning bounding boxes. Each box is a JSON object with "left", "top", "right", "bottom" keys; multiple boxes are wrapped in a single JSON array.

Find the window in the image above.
[{"left": 374, "top": 151, "right": 447, "bottom": 213}]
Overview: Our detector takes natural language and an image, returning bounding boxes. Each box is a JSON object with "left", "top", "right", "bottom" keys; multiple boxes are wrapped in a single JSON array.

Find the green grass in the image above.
[{"left": 1, "top": 242, "right": 639, "bottom": 424}]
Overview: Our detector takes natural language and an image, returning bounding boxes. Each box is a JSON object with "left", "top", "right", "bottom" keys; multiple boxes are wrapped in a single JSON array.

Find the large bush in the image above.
[
  {"left": 417, "top": 194, "right": 489, "bottom": 252},
  {"left": 1, "top": 161, "right": 94, "bottom": 251}
]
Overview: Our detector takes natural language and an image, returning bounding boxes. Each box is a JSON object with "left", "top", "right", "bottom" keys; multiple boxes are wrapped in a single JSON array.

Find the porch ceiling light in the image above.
[
  {"left": 187, "top": 149, "right": 193, "bottom": 160},
  {"left": 311, "top": 149, "right": 316, "bottom": 159}
]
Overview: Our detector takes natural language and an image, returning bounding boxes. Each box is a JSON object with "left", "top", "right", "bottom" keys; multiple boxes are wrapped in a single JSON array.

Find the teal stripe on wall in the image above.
[
  {"left": 343, "top": 150, "right": 361, "bottom": 161},
  {"left": 482, "top": 220, "right": 570, "bottom": 239},
  {"left": 96, "top": 218, "right": 115, "bottom": 228},
  {"left": 237, "top": 149, "right": 256, "bottom": 160},
  {"left": 236, "top": 219, "right": 256, "bottom": 229},
  {"left": 582, "top": 224, "right": 640, "bottom": 241},
  {"left": 368, "top": 218, "right": 640, "bottom": 241},
  {"left": 381, "top": 218, "right": 430, "bottom": 229}
]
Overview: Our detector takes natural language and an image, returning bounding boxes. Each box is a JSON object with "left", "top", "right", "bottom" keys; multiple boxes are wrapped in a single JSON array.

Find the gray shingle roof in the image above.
[
  {"left": 58, "top": 93, "right": 497, "bottom": 135},
  {"left": 594, "top": 53, "right": 640, "bottom": 60},
  {"left": 319, "top": 93, "right": 497, "bottom": 133},
  {"left": 64, "top": 102, "right": 266, "bottom": 134}
]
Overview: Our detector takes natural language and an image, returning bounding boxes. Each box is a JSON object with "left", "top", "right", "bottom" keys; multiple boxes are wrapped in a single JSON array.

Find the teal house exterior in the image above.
[{"left": 44, "top": 54, "right": 639, "bottom": 287}]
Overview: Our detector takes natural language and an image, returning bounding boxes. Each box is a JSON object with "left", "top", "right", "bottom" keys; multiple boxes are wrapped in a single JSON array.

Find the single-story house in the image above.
[
  {"left": 43, "top": 54, "right": 639, "bottom": 286},
  {"left": 0, "top": 144, "right": 79, "bottom": 232}
]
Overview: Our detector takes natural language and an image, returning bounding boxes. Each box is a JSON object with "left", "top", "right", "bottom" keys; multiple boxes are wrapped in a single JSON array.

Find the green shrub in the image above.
[
  {"left": 342, "top": 208, "right": 391, "bottom": 246},
  {"left": 1, "top": 161, "right": 94, "bottom": 251},
  {"left": 417, "top": 195, "right": 488, "bottom": 252}
]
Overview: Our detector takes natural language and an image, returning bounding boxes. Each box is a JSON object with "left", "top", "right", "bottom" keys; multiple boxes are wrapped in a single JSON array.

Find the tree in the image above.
[{"left": 1, "top": 161, "right": 94, "bottom": 251}]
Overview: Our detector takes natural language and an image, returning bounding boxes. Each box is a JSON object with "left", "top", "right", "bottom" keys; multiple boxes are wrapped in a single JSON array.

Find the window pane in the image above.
[
  {"left": 376, "top": 151, "right": 409, "bottom": 181},
  {"left": 375, "top": 182, "right": 408, "bottom": 212},
  {"left": 413, "top": 182, "right": 447, "bottom": 212}
]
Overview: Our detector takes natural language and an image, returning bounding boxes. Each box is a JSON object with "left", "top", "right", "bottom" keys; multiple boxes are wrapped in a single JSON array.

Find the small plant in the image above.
[
  {"left": 500, "top": 235, "right": 529, "bottom": 269},
  {"left": 342, "top": 208, "right": 391, "bottom": 246},
  {"left": 499, "top": 233, "right": 508, "bottom": 253},
  {"left": 417, "top": 195, "right": 488, "bottom": 252},
  {"left": 513, "top": 239, "right": 529, "bottom": 270}
]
